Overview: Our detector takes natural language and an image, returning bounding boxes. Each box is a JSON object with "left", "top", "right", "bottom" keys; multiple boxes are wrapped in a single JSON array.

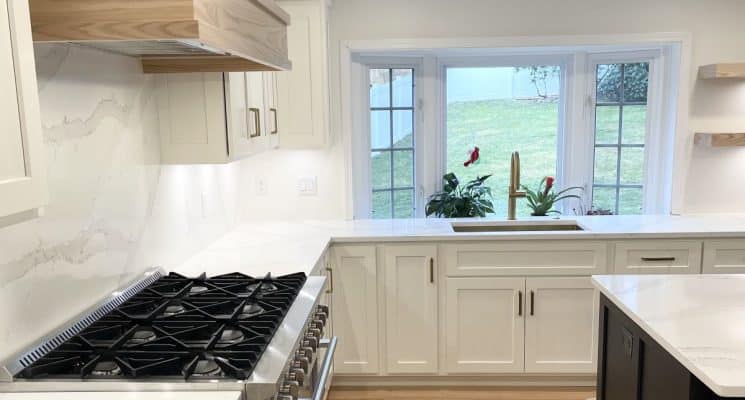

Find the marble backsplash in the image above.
[{"left": 0, "top": 44, "right": 243, "bottom": 362}]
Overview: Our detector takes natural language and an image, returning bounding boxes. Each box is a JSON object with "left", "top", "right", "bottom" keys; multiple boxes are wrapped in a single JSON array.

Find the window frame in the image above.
[{"left": 583, "top": 50, "right": 665, "bottom": 215}]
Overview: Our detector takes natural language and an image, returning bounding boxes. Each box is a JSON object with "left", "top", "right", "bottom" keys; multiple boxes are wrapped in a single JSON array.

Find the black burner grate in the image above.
[{"left": 17, "top": 272, "right": 306, "bottom": 380}]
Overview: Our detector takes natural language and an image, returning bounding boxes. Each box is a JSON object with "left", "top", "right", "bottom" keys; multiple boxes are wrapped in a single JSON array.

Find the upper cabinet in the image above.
[
  {"left": 276, "top": 0, "right": 331, "bottom": 148},
  {"left": 156, "top": 71, "right": 279, "bottom": 164},
  {"left": 28, "top": 0, "right": 291, "bottom": 73},
  {"left": 0, "top": 0, "right": 47, "bottom": 219}
]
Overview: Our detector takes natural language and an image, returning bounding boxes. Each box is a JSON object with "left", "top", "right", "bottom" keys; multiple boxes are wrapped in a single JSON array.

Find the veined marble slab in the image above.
[{"left": 593, "top": 274, "right": 745, "bottom": 397}]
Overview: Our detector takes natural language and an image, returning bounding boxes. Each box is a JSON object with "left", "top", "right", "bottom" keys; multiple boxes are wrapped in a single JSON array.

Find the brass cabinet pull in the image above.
[
  {"left": 270, "top": 108, "right": 278, "bottom": 134},
  {"left": 325, "top": 266, "right": 333, "bottom": 294},
  {"left": 518, "top": 291, "right": 523, "bottom": 316},
  {"left": 429, "top": 258, "right": 434, "bottom": 283},
  {"left": 530, "top": 291, "right": 535, "bottom": 316},
  {"left": 248, "top": 107, "right": 261, "bottom": 138}
]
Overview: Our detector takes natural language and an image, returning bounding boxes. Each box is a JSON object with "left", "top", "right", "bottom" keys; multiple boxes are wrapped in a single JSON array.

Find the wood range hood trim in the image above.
[{"left": 29, "top": 0, "right": 292, "bottom": 73}]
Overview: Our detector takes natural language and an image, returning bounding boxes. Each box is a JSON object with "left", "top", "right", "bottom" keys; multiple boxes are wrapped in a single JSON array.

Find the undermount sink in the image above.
[{"left": 451, "top": 221, "right": 584, "bottom": 233}]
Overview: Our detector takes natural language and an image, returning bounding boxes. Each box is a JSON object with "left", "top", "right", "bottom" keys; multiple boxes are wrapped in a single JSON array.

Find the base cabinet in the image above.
[
  {"left": 383, "top": 245, "right": 438, "bottom": 374},
  {"left": 703, "top": 239, "right": 745, "bottom": 274},
  {"left": 445, "top": 277, "right": 525, "bottom": 373},
  {"left": 331, "top": 245, "right": 378, "bottom": 374},
  {"left": 524, "top": 277, "right": 598, "bottom": 373}
]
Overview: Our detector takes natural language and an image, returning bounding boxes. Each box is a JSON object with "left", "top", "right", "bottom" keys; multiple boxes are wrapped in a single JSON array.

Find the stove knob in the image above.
[
  {"left": 297, "top": 347, "right": 313, "bottom": 359},
  {"left": 314, "top": 310, "right": 328, "bottom": 323},
  {"left": 304, "top": 333, "right": 319, "bottom": 349},
  {"left": 317, "top": 305, "right": 329, "bottom": 315},
  {"left": 276, "top": 396, "right": 293, "bottom": 400},
  {"left": 308, "top": 327, "right": 322, "bottom": 339},
  {"left": 287, "top": 368, "right": 305, "bottom": 385},
  {"left": 279, "top": 381, "right": 299, "bottom": 399},
  {"left": 292, "top": 356, "right": 309, "bottom": 373}
]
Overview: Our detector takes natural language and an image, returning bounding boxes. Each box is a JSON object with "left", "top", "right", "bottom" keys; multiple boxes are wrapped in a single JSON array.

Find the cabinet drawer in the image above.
[
  {"left": 442, "top": 241, "right": 608, "bottom": 277},
  {"left": 613, "top": 240, "right": 702, "bottom": 274},
  {"left": 703, "top": 239, "right": 745, "bottom": 274}
]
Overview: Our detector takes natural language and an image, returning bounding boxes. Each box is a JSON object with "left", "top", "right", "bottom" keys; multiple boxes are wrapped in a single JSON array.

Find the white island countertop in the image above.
[
  {"left": 175, "top": 214, "right": 745, "bottom": 278},
  {"left": 592, "top": 274, "right": 745, "bottom": 397},
  {"left": 0, "top": 393, "right": 241, "bottom": 400}
]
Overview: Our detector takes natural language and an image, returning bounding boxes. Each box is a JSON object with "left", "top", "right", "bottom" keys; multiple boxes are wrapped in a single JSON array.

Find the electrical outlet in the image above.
[
  {"left": 255, "top": 177, "right": 267, "bottom": 196},
  {"left": 297, "top": 176, "right": 318, "bottom": 196}
]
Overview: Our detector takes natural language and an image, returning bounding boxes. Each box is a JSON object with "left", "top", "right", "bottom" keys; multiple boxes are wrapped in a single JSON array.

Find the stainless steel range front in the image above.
[{"left": 0, "top": 268, "right": 336, "bottom": 400}]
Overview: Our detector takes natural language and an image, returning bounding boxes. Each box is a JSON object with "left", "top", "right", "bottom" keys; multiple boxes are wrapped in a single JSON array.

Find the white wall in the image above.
[
  {"left": 0, "top": 44, "right": 242, "bottom": 361},
  {"left": 241, "top": 0, "right": 745, "bottom": 219}
]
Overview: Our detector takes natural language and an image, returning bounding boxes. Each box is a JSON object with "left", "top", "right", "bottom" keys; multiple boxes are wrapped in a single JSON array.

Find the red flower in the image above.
[
  {"left": 544, "top": 176, "right": 554, "bottom": 196},
  {"left": 463, "top": 147, "right": 480, "bottom": 167}
]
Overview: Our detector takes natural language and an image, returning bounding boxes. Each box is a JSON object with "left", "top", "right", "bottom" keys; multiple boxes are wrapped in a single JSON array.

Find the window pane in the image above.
[
  {"left": 393, "top": 150, "right": 414, "bottom": 188},
  {"left": 446, "top": 66, "right": 560, "bottom": 218},
  {"left": 619, "top": 187, "right": 643, "bottom": 215},
  {"left": 393, "top": 189, "right": 414, "bottom": 218},
  {"left": 393, "top": 110, "right": 413, "bottom": 148},
  {"left": 392, "top": 69, "right": 413, "bottom": 107},
  {"left": 620, "top": 147, "right": 644, "bottom": 185},
  {"left": 623, "top": 63, "right": 649, "bottom": 102},
  {"left": 371, "top": 110, "right": 391, "bottom": 149},
  {"left": 592, "top": 186, "right": 616, "bottom": 214},
  {"left": 596, "top": 64, "right": 621, "bottom": 103},
  {"left": 593, "top": 147, "right": 618, "bottom": 185},
  {"left": 622, "top": 105, "right": 646, "bottom": 144},
  {"left": 370, "top": 69, "right": 390, "bottom": 108},
  {"left": 595, "top": 106, "right": 620, "bottom": 144},
  {"left": 371, "top": 151, "right": 391, "bottom": 189},
  {"left": 372, "top": 191, "right": 392, "bottom": 219}
]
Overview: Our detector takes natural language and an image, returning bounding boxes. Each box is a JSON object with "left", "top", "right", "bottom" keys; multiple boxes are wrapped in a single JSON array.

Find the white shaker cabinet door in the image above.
[
  {"left": 383, "top": 245, "right": 438, "bottom": 374},
  {"left": 331, "top": 245, "right": 379, "bottom": 374},
  {"left": 524, "top": 277, "right": 598, "bottom": 373},
  {"left": 445, "top": 277, "right": 525, "bottom": 374},
  {"left": 0, "top": 0, "right": 47, "bottom": 218},
  {"left": 702, "top": 239, "right": 745, "bottom": 274}
]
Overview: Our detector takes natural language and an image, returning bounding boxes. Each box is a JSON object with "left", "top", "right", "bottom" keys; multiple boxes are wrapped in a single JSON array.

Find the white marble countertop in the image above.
[
  {"left": 174, "top": 214, "right": 745, "bottom": 277},
  {"left": 592, "top": 274, "right": 745, "bottom": 397},
  {"left": 0, "top": 393, "right": 241, "bottom": 400}
]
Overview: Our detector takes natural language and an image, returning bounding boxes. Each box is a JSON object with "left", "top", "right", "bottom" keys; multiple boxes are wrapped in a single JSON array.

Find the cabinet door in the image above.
[
  {"left": 703, "top": 239, "right": 745, "bottom": 274},
  {"left": 445, "top": 277, "right": 524, "bottom": 373},
  {"left": 524, "top": 277, "right": 598, "bottom": 373},
  {"left": 276, "top": 1, "right": 328, "bottom": 148},
  {"left": 224, "top": 72, "right": 253, "bottom": 159},
  {"left": 245, "top": 72, "right": 268, "bottom": 150},
  {"left": 156, "top": 73, "right": 229, "bottom": 164},
  {"left": 263, "top": 71, "right": 280, "bottom": 149},
  {"left": 0, "top": 0, "right": 46, "bottom": 218},
  {"left": 383, "top": 245, "right": 438, "bottom": 374},
  {"left": 331, "top": 245, "right": 378, "bottom": 374},
  {"left": 613, "top": 240, "right": 702, "bottom": 274}
]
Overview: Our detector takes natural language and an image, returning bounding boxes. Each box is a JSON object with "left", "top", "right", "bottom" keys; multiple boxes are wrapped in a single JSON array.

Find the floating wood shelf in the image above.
[
  {"left": 694, "top": 133, "right": 745, "bottom": 147},
  {"left": 698, "top": 63, "right": 745, "bottom": 79}
]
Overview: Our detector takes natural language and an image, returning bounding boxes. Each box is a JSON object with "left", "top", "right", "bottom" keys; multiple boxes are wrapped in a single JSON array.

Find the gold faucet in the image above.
[{"left": 508, "top": 151, "right": 526, "bottom": 220}]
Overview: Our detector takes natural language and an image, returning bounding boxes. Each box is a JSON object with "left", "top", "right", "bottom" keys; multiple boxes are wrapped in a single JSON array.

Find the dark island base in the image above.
[{"left": 597, "top": 294, "right": 744, "bottom": 400}]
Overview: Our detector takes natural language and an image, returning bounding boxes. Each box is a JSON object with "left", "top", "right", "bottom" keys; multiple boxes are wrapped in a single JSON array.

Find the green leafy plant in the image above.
[
  {"left": 523, "top": 176, "right": 583, "bottom": 216},
  {"left": 426, "top": 173, "right": 495, "bottom": 218}
]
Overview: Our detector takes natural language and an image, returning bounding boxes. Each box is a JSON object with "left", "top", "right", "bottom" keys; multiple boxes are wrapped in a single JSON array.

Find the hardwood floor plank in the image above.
[{"left": 328, "top": 387, "right": 596, "bottom": 400}]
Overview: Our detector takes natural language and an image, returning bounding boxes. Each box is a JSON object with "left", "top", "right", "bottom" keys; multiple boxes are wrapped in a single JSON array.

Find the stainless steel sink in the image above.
[{"left": 451, "top": 221, "right": 584, "bottom": 233}]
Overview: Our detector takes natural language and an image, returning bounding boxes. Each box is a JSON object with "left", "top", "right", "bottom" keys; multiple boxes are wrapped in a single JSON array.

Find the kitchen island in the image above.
[{"left": 593, "top": 274, "right": 745, "bottom": 399}]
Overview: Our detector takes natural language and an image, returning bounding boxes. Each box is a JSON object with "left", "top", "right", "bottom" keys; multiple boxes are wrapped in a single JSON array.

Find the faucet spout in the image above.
[{"left": 508, "top": 151, "right": 526, "bottom": 220}]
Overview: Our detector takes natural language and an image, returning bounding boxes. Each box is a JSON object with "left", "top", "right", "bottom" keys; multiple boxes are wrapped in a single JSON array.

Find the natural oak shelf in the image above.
[
  {"left": 694, "top": 133, "right": 745, "bottom": 147},
  {"left": 699, "top": 63, "right": 745, "bottom": 79}
]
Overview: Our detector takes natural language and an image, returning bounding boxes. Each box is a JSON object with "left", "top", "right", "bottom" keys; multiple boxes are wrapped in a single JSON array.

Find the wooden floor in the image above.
[{"left": 328, "top": 387, "right": 596, "bottom": 400}]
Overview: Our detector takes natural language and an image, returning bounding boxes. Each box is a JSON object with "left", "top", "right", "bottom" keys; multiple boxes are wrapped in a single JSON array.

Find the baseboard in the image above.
[{"left": 332, "top": 374, "right": 597, "bottom": 388}]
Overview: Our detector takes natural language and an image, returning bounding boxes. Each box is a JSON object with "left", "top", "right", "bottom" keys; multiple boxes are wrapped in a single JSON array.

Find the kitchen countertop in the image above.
[
  {"left": 0, "top": 393, "right": 241, "bottom": 400},
  {"left": 174, "top": 214, "right": 745, "bottom": 278},
  {"left": 592, "top": 274, "right": 745, "bottom": 397}
]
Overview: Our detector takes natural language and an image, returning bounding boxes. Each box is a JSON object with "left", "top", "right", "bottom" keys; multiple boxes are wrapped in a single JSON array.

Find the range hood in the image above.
[{"left": 29, "top": 0, "right": 292, "bottom": 73}]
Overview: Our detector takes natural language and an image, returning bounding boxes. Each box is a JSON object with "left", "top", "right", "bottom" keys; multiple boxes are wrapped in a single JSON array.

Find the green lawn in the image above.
[{"left": 372, "top": 99, "right": 645, "bottom": 218}]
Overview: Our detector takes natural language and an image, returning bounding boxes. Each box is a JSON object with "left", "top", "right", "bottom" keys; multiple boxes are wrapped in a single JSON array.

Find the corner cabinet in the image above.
[
  {"left": 156, "top": 71, "right": 279, "bottom": 164},
  {"left": 0, "top": 0, "right": 47, "bottom": 218},
  {"left": 276, "top": 0, "right": 330, "bottom": 148}
]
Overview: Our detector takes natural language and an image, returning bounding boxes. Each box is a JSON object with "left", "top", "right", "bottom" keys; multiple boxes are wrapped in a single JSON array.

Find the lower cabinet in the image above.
[
  {"left": 445, "top": 277, "right": 525, "bottom": 373},
  {"left": 702, "top": 239, "right": 745, "bottom": 274},
  {"left": 383, "top": 245, "right": 438, "bottom": 374},
  {"left": 524, "top": 277, "right": 598, "bottom": 373},
  {"left": 331, "top": 245, "right": 379, "bottom": 374},
  {"left": 613, "top": 240, "right": 702, "bottom": 274}
]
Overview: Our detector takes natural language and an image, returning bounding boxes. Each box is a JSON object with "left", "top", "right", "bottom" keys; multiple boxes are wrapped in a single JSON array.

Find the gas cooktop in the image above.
[{"left": 16, "top": 272, "right": 307, "bottom": 381}]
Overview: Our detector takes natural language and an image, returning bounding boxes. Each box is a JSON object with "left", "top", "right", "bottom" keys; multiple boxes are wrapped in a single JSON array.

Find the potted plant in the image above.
[
  {"left": 523, "top": 176, "right": 582, "bottom": 216},
  {"left": 425, "top": 147, "right": 495, "bottom": 218}
]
